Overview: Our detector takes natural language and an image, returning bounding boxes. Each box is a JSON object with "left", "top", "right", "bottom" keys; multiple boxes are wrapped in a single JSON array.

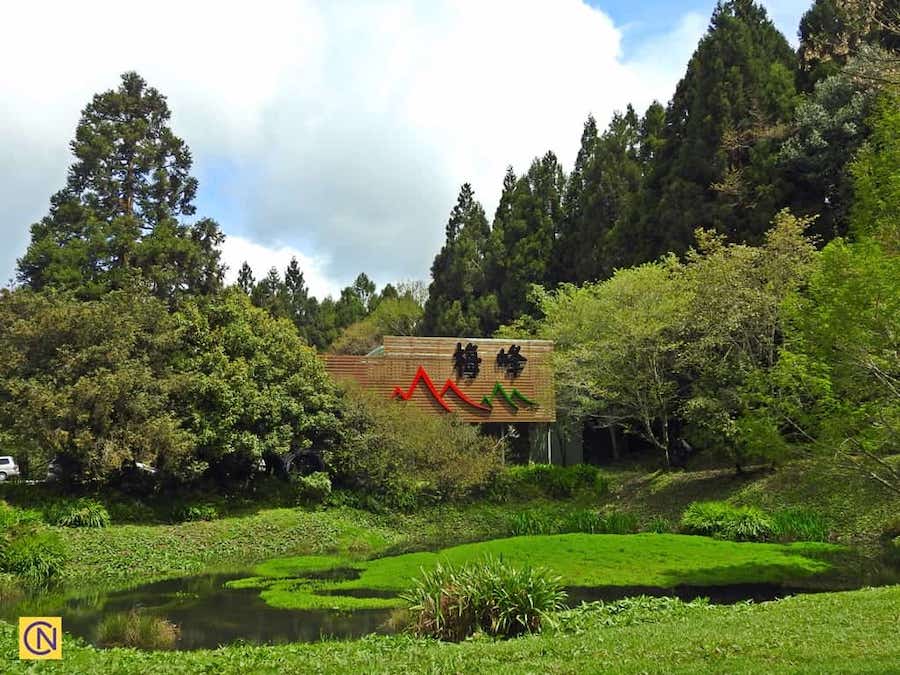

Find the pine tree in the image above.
[
  {"left": 488, "top": 153, "right": 565, "bottom": 324},
  {"left": 237, "top": 261, "right": 255, "bottom": 294},
  {"left": 17, "top": 72, "right": 224, "bottom": 301},
  {"left": 251, "top": 267, "right": 289, "bottom": 318},
  {"left": 421, "top": 184, "right": 494, "bottom": 336},
  {"left": 626, "top": 1, "right": 797, "bottom": 263}
]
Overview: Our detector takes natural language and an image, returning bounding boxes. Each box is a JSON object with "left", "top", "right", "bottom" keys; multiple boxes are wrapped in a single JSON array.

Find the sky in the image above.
[{"left": 0, "top": 1, "right": 812, "bottom": 299}]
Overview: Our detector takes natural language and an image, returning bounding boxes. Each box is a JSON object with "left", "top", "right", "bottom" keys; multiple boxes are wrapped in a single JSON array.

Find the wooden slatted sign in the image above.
[{"left": 324, "top": 336, "right": 555, "bottom": 422}]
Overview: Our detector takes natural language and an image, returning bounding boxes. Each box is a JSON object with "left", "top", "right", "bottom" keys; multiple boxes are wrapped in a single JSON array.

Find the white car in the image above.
[{"left": 0, "top": 456, "right": 21, "bottom": 481}]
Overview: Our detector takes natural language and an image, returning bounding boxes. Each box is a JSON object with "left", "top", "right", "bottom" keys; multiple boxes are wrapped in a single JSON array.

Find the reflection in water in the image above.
[{"left": 6, "top": 573, "right": 395, "bottom": 651}]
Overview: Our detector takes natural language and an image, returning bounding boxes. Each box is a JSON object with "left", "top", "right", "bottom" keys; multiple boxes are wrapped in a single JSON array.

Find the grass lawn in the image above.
[
  {"left": 2, "top": 585, "right": 897, "bottom": 673},
  {"left": 235, "top": 533, "right": 838, "bottom": 610}
]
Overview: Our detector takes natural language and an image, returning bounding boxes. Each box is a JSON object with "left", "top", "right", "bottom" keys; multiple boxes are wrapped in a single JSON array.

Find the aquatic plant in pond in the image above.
[
  {"left": 96, "top": 609, "right": 180, "bottom": 650},
  {"left": 401, "top": 556, "right": 566, "bottom": 640}
]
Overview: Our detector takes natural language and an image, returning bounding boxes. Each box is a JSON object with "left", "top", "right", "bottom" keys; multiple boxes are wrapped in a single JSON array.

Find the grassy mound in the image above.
[{"left": 233, "top": 533, "right": 838, "bottom": 611}]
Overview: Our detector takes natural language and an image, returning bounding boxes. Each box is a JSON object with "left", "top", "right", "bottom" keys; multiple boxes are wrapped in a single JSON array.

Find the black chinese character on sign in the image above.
[
  {"left": 453, "top": 342, "right": 481, "bottom": 379},
  {"left": 496, "top": 344, "right": 527, "bottom": 376}
]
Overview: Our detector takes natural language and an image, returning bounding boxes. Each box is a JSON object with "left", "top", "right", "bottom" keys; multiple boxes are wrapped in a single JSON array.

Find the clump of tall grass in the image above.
[
  {"left": 509, "top": 509, "right": 641, "bottom": 536},
  {"left": 508, "top": 510, "right": 558, "bottom": 536},
  {"left": 644, "top": 516, "right": 673, "bottom": 534},
  {"left": 771, "top": 508, "right": 830, "bottom": 542},
  {"left": 681, "top": 501, "right": 775, "bottom": 542},
  {"left": 401, "top": 556, "right": 567, "bottom": 641},
  {"left": 96, "top": 610, "right": 180, "bottom": 650},
  {"left": 45, "top": 498, "right": 110, "bottom": 528}
]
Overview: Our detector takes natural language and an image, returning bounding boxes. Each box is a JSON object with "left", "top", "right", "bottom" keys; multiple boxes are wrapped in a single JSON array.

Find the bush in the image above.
[
  {"left": 45, "top": 498, "right": 110, "bottom": 528},
  {"left": 771, "top": 508, "right": 830, "bottom": 542},
  {"left": 681, "top": 501, "right": 775, "bottom": 542},
  {"left": 294, "top": 472, "right": 332, "bottom": 506},
  {"left": 169, "top": 502, "right": 219, "bottom": 523},
  {"left": 329, "top": 388, "right": 503, "bottom": 506},
  {"left": 401, "top": 556, "right": 567, "bottom": 641},
  {"left": 96, "top": 610, "right": 180, "bottom": 650}
]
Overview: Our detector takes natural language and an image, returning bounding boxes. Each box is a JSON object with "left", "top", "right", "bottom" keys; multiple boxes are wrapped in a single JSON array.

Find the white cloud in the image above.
[
  {"left": 220, "top": 234, "right": 339, "bottom": 300},
  {"left": 1, "top": 0, "right": 714, "bottom": 294}
]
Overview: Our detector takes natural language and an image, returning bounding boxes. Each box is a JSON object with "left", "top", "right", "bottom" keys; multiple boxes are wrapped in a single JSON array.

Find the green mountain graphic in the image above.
[{"left": 481, "top": 382, "right": 537, "bottom": 409}]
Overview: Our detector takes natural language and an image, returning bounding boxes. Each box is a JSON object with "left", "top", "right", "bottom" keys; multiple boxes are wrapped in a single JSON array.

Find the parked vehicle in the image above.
[{"left": 0, "top": 456, "right": 21, "bottom": 481}]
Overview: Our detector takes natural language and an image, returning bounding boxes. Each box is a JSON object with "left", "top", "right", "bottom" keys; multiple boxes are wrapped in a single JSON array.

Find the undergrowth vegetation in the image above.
[
  {"left": 681, "top": 501, "right": 832, "bottom": 542},
  {"left": 0, "top": 501, "right": 68, "bottom": 584}
]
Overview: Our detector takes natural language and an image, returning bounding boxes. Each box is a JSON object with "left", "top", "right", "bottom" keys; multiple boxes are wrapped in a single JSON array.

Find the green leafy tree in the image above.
[
  {"left": 745, "top": 90, "right": 900, "bottom": 493},
  {"left": 173, "top": 290, "right": 345, "bottom": 482},
  {"left": 331, "top": 291, "right": 424, "bottom": 355},
  {"left": 535, "top": 261, "right": 689, "bottom": 464},
  {"left": 251, "top": 267, "right": 290, "bottom": 318},
  {"left": 17, "top": 72, "right": 224, "bottom": 302},
  {"left": 0, "top": 289, "right": 189, "bottom": 481}
]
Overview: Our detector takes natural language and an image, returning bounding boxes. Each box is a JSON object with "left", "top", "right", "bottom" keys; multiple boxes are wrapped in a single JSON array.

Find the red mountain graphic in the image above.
[
  {"left": 392, "top": 366, "right": 452, "bottom": 412},
  {"left": 440, "top": 379, "right": 491, "bottom": 412},
  {"left": 391, "top": 366, "right": 490, "bottom": 413}
]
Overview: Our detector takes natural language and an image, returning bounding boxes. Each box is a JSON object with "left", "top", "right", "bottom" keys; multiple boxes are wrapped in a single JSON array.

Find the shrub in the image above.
[
  {"left": 401, "top": 556, "right": 567, "bottom": 641},
  {"left": 330, "top": 388, "right": 503, "bottom": 505},
  {"left": 169, "top": 502, "right": 219, "bottom": 523},
  {"left": 294, "top": 472, "right": 332, "bottom": 506},
  {"left": 644, "top": 516, "right": 673, "bottom": 534},
  {"left": 0, "top": 527, "right": 68, "bottom": 584},
  {"left": 45, "top": 498, "right": 110, "bottom": 528},
  {"left": 681, "top": 501, "right": 775, "bottom": 542},
  {"left": 772, "top": 508, "right": 830, "bottom": 542},
  {"left": 96, "top": 610, "right": 180, "bottom": 650}
]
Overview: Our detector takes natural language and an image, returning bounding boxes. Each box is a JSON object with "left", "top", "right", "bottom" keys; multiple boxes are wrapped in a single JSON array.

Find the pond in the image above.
[
  {"left": 5, "top": 546, "right": 897, "bottom": 651},
  {"left": 7, "top": 568, "right": 896, "bottom": 651}
]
